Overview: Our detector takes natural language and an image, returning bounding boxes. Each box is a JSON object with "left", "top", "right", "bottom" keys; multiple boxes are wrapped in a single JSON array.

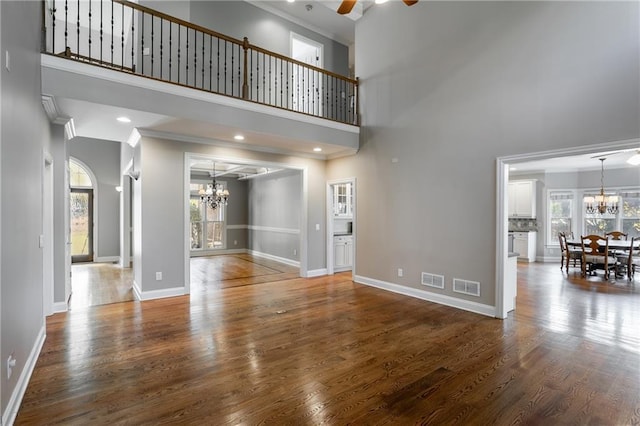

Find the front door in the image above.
[{"left": 70, "top": 188, "right": 94, "bottom": 263}]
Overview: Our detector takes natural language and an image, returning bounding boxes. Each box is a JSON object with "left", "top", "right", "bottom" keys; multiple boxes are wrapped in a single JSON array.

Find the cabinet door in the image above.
[
  {"left": 344, "top": 241, "right": 353, "bottom": 266},
  {"left": 514, "top": 236, "right": 528, "bottom": 258},
  {"left": 334, "top": 241, "right": 347, "bottom": 267},
  {"left": 333, "top": 183, "right": 353, "bottom": 217},
  {"left": 509, "top": 181, "right": 536, "bottom": 218}
]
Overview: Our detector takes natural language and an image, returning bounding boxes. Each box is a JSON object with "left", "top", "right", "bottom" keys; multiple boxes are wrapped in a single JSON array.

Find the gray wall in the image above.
[
  {"left": 327, "top": 1, "right": 639, "bottom": 307},
  {"left": 68, "top": 137, "right": 121, "bottom": 259},
  {"left": 189, "top": 1, "right": 349, "bottom": 76},
  {"left": 51, "top": 125, "right": 68, "bottom": 304},
  {"left": 1, "top": 0, "right": 51, "bottom": 416},
  {"left": 248, "top": 169, "right": 302, "bottom": 261}
]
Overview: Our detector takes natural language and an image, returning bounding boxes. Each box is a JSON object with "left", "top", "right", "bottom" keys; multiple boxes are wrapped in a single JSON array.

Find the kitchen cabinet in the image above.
[
  {"left": 333, "top": 183, "right": 353, "bottom": 218},
  {"left": 508, "top": 180, "right": 536, "bottom": 218},
  {"left": 334, "top": 235, "right": 353, "bottom": 271},
  {"left": 513, "top": 231, "right": 537, "bottom": 262}
]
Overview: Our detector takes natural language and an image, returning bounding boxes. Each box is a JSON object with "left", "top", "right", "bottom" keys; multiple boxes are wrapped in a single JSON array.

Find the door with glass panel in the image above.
[{"left": 70, "top": 188, "right": 94, "bottom": 263}]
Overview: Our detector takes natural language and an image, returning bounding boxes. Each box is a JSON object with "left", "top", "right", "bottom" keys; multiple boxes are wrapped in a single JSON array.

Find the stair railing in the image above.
[{"left": 42, "top": 0, "right": 359, "bottom": 126}]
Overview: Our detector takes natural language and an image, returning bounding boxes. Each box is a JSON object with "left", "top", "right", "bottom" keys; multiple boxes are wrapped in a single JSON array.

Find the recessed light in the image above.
[
  {"left": 313, "top": 147, "right": 322, "bottom": 152},
  {"left": 117, "top": 116, "right": 131, "bottom": 123},
  {"left": 375, "top": 0, "right": 388, "bottom": 4},
  {"left": 234, "top": 134, "right": 245, "bottom": 141},
  {"left": 287, "top": 0, "right": 295, "bottom": 3}
]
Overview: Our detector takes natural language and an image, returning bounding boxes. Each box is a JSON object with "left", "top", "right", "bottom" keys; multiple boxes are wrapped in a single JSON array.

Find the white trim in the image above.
[
  {"left": 307, "top": 268, "right": 328, "bottom": 278},
  {"left": 190, "top": 248, "right": 247, "bottom": 257},
  {"left": 41, "top": 54, "right": 359, "bottom": 134},
  {"left": 539, "top": 256, "right": 562, "bottom": 263},
  {"left": 53, "top": 301, "right": 69, "bottom": 313},
  {"left": 326, "top": 178, "right": 357, "bottom": 278},
  {"left": 248, "top": 250, "right": 301, "bottom": 268},
  {"left": 41, "top": 94, "right": 70, "bottom": 125},
  {"left": 95, "top": 256, "right": 120, "bottom": 263},
  {"left": 355, "top": 275, "right": 496, "bottom": 318},
  {"left": 226, "top": 224, "right": 247, "bottom": 230},
  {"left": 133, "top": 283, "right": 185, "bottom": 301},
  {"left": 2, "top": 325, "right": 46, "bottom": 426},
  {"left": 248, "top": 225, "right": 300, "bottom": 235}
]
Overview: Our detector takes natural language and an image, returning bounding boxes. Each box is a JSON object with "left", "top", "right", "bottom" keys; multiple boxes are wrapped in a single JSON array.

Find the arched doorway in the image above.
[{"left": 69, "top": 158, "right": 95, "bottom": 263}]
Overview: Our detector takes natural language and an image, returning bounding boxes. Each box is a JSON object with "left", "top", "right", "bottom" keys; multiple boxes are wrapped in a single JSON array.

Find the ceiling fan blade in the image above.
[
  {"left": 402, "top": 0, "right": 419, "bottom": 5},
  {"left": 337, "top": 0, "right": 357, "bottom": 15}
]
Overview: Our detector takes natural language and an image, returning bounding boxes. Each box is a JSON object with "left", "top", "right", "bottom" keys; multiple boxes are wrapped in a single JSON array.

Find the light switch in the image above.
[
  {"left": 5, "top": 51, "right": 10, "bottom": 71},
  {"left": 315, "top": 224, "right": 320, "bottom": 231}
]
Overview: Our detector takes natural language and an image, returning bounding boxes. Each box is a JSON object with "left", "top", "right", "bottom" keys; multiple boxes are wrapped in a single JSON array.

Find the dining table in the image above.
[{"left": 566, "top": 237, "right": 640, "bottom": 280}]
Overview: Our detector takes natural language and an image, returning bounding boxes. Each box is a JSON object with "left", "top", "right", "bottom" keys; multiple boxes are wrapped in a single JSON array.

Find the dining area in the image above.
[{"left": 559, "top": 231, "right": 640, "bottom": 282}]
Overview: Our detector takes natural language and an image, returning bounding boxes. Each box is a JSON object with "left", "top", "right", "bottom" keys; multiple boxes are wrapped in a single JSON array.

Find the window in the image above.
[
  {"left": 620, "top": 192, "right": 640, "bottom": 238},
  {"left": 190, "top": 182, "right": 226, "bottom": 250},
  {"left": 548, "top": 192, "right": 573, "bottom": 244}
]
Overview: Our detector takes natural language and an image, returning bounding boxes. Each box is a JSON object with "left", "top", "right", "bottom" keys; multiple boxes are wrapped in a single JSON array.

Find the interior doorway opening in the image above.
[
  {"left": 69, "top": 158, "right": 95, "bottom": 263},
  {"left": 326, "top": 178, "right": 356, "bottom": 277}
]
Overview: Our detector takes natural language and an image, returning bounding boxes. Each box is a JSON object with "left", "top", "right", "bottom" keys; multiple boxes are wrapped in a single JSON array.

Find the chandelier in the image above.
[
  {"left": 199, "top": 162, "right": 229, "bottom": 210},
  {"left": 584, "top": 158, "right": 618, "bottom": 215}
]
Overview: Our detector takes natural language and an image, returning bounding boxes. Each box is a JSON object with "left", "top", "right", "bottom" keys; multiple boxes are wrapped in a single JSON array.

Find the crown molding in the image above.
[{"left": 41, "top": 94, "right": 71, "bottom": 125}]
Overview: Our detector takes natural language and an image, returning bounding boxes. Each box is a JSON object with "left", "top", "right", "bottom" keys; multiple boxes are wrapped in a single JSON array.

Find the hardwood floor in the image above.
[
  {"left": 69, "top": 262, "right": 134, "bottom": 309},
  {"left": 16, "top": 258, "right": 640, "bottom": 424}
]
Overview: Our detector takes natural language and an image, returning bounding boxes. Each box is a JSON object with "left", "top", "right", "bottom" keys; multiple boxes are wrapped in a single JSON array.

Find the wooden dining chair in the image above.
[
  {"left": 558, "top": 232, "right": 581, "bottom": 273},
  {"left": 605, "top": 231, "right": 628, "bottom": 240},
  {"left": 581, "top": 234, "right": 617, "bottom": 280},
  {"left": 613, "top": 237, "right": 640, "bottom": 281}
]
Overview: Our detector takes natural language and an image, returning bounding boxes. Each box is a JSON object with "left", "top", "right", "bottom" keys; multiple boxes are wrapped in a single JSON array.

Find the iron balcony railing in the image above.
[{"left": 42, "top": 0, "right": 359, "bottom": 126}]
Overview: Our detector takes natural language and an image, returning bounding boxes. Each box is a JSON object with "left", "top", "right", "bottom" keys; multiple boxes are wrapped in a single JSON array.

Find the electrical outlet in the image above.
[
  {"left": 5, "top": 51, "right": 10, "bottom": 72},
  {"left": 397, "top": 268, "right": 403, "bottom": 277},
  {"left": 234, "top": 240, "right": 238, "bottom": 245},
  {"left": 7, "top": 354, "right": 16, "bottom": 380},
  {"left": 155, "top": 272, "right": 162, "bottom": 281}
]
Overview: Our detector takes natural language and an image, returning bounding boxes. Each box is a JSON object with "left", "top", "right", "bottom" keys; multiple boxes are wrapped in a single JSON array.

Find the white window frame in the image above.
[{"left": 546, "top": 190, "right": 576, "bottom": 246}]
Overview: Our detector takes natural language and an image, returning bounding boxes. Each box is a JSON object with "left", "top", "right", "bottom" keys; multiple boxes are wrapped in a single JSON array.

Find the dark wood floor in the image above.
[{"left": 16, "top": 257, "right": 640, "bottom": 424}]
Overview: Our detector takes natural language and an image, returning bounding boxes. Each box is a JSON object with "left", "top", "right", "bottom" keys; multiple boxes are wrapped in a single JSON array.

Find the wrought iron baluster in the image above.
[
  {"left": 177, "top": 24, "right": 180, "bottom": 83},
  {"left": 151, "top": 16, "right": 154, "bottom": 76},
  {"left": 209, "top": 35, "right": 212, "bottom": 91},
  {"left": 262, "top": 53, "right": 266, "bottom": 103},
  {"left": 65, "top": 0, "right": 69, "bottom": 52},
  {"left": 201, "top": 32, "right": 204, "bottom": 89},
  {"left": 100, "top": 0, "right": 103, "bottom": 63},
  {"left": 88, "top": 0, "right": 91, "bottom": 59},
  {"left": 224, "top": 41, "right": 227, "bottom": 94},
  {"left": 110, "top": 0, "right": 113, "bottom": 64},
  {"left": 185, "top": 28, "right": 189, "bottom": 85},
  {"left": 160, "top": 18, "right": 164, "bottom": 79},
  {"left": 169, "top": 22, "right": 172, "bottom": 81},
  {"left": 120, "top": 4, "right": 124, "bottom": 69},
  {"left": 51, "top": 0, "right": 56, "bottom": 54},
  {"left": 193, "top": 29, "right": 198, "bottom": 87},
  {"left": 130, "top": 7, "right": 134, "bottom": 72},
  {"left": 76, "top": 0, "right": 79, "bottom": 57},
  {"left": 141, "top": 11, "right": 144, "bottom": 74},
  {"left": 216, "top": 38, "right": 220, "bottom": 92}
]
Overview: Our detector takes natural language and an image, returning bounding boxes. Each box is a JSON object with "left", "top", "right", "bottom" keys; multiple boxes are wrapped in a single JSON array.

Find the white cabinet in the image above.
[
  {"left": 334, "top": 235, "right": 353, "bottom": 271},
  {"left": 513, "top": 232, "right": 537, "bottom": 262},
  {"left": 508, "top": 180, "right": 536, "bottom": 218},
  {"left": 333, "top": 183, "right": 353, "bottom": 218}
]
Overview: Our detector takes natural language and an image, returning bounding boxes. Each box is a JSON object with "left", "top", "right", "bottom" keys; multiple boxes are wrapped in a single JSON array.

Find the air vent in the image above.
[
  {"left": 421, "top": 272, "right": 445, "bottom": 289},
  {"left": 453, "top": 278, "right": 480, "bottom": 297}
]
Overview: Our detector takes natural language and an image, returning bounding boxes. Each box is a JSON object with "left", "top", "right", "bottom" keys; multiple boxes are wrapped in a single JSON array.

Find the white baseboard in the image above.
[
  {"left": 95, "top": 256, "right": 119, "bottom": 263},
  {"left": 133, "top": 280, "right": 185, "bottom": 301},
  {"left": 248, "top": 250, "right": 300, "bottom": 268},
  {"left": 306, "top": 268, "right": 327, "bottom": 278},
  {"left": 539, "top": 256, "right": 561, "bottom": 263},
  {"left": 354, "top": 275, "right": 496, "bottom": 318},
  {"left": 52, "top": 301, "right": 68, "bottom": 313},
  {"left": 190, "top": 248, "right": 247, "bottom": 257},
  {"left": 2, "top": 324, "right": 46, "bottom": 426}
]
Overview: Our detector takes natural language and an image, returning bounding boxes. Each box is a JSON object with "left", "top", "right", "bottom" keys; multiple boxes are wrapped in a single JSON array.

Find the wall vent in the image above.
[
  {"left": 453, "top": 278, "right": 480, "bottom": 297},
  {"left": 421, "top": 272, "right": 445, "bottom": 289}
]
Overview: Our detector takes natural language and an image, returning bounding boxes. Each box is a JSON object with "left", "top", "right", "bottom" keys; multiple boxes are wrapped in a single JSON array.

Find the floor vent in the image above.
[
  {"left": 421, "top": 272, "right": 445, "bottom": 289},
  {"left": 453, "top": 278, "right": 480, "bottom": 297}
]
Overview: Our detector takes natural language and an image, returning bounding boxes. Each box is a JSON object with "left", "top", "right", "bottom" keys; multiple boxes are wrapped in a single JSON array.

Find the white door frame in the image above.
[
  {"left": 495, "top": 138, "right": 640, "bottom": 318},
  {"left": 43, "top": 150, "right": 54, "bottom": 317},
  {"left": 183, "top": 153, "right": 309, "bottom": 295},
  {"left": 326, "top": 178, "right": 356, "bottom": 277}
]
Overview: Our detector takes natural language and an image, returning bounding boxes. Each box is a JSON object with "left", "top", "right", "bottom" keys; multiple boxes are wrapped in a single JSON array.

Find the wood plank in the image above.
[{"left": 15, "top": 259, "right": 640, "bottom": 424}]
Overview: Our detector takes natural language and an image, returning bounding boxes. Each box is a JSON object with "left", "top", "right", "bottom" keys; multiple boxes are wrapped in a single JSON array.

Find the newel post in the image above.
[{"left": 242, "top": 37, "right": 249, "bottom": 100}]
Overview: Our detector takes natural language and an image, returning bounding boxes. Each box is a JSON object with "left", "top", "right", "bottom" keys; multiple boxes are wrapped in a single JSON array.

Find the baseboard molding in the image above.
[
  {"left": 354, "top": 275, "right": 496, "bottom": 318},
  {"left": 95, "top": 256, "right": 119, "bottom": 263},
  {"left": 2, "top": 324, "right": 46, "bottom": 426},
  {"left": 190, "top": 248, "right": 247, "bottom": 257},
  {"left": 306, "top": 268, "right": 327, "bottom": 278},
  {"left": 133, "top": 281, "right": 186, "bottom": 301},
  {"left": 248, "top": 250, "right": 300, "bottom": 268},
  {"left": 53, "top": 301, "right": 68, "bottom": 313},
  {"left": 539, "top": 256, "right": 561, "bottom": 263}
]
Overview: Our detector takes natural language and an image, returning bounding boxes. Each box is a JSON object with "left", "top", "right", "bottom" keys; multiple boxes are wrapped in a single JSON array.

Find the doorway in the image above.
[
  {"left": 70, "top": 188, "right": 94, "bottom": 263},
  {"left": 290, "top": 33, "right": 323, "bottom": 116},
  {"left": 496, "top": 138, "right": 640, "bottom": 318},
  {"left": 326, "top": 178, "right": 356, "bottom": 276}
]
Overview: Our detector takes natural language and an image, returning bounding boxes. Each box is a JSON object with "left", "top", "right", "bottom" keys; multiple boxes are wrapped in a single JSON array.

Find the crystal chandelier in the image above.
[
  {"left": 199, "top": 162, "right": 229, "bottom": 210},
  {"left": 584, "top": 158, "right": 618, "bottom": 215}
]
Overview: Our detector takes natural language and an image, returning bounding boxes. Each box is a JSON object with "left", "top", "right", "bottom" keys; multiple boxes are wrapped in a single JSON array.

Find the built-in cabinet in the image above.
[
  {"left": 513, "top": 231, "right": 537, "bottom": 262},
  {"left": 333, "top": 183, "right": 353, "bottom": 217},
  {"left": 334, "top": 235, "right": 353, "bottom": 271},
  {"left": 508, "top": 180, "right": 536, "bottom": 218}
]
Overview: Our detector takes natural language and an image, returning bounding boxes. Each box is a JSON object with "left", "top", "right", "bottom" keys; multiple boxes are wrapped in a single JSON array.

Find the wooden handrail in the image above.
[{"left": 112, "top": 0, "right": 357, "bottom": 85}]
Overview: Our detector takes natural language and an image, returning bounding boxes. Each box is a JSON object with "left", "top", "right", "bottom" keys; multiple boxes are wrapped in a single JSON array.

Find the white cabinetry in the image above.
[
  {"left": 334, "top": 235, "right": 353, "bottom": 271},
  {"left": 513, "top": 232, "right": 537, "bottom": 262},
  {"left": 333, "top": 183, "right": 353, "bottom": 218},
  {"left": 508, "top": 180, "right": 536, "bottom": 218}
]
